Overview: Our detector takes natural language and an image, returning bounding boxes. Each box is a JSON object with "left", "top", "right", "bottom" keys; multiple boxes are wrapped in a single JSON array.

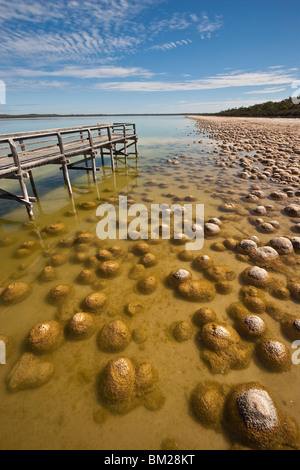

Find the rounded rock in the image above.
[
  {"left": 28, "top": 321, "right": 64, "bottom": 354},
  {"left": 173, "top": 321, "right": 193, "bottom": 342},
  {"left": 49, "top": 284, "right": 72, "bottom": 303},
  {"left": 68, "top": 312, "right": 95, "bottom": 339},
  {"left": 281, "top": 318, "right": 300, "bottom": 341},
  {"left": 98, "top": 261, "right": 121, "bottom": 278},
  {"left": 191, "top": 383, "right": 224, "bottom": 428},
  {"left": 193, "top": 307, "right": 217, "bottom": 327},
  {"left": 242, "top": 266, "right": 270, "bottom": 288},
  {"left": 1, "top": 282, "right": 30, "bottom": 303},
  {"left": 284, "top": 204, "right": 300, "bottom": 218},
  {"left": 83, "top": 292, "right": 107, "bottom": 313},
  {"left": 226, "top": 383, "right": 280, "bottom": 448},
  {"left": 200, "top": 322, "right": 240, "bottom": 351},
  {"left": 177, "top": 280, "right": 216, "bottom": 302},
  {"left": 269, "top": 237, "right": 294, "bottom": 254},
  {"left": 236, "top": 314, "right": 267, "bottom": 340},
  {"left": 193, "top": 255, "right": 214, "bottom": 271},
  {"left": 135, "top": 363, "right": 157, "bottom": 396},
  {"left": 141, "top": 253, "right": 157, "bottom": 267},
  {"left": 205, "top": 223, "right": 221, "bottom": 235},
  {"left": 168, "top": 269, "right": 192, "bottom": 288},
  {"left": 206, "top": 265, "right": 236, "bottom": 282},
  {"left": 256, "top": 339, "right": 291, "bottom": 372},
  {"left": 100, "top": 357, "right": 136, "bottom": 404},
  {"left": 137, "top": 276, "right": 158, "bottom": 295},
  {"left": 97, "top": 320, "right": 131, "bottom": 353}
]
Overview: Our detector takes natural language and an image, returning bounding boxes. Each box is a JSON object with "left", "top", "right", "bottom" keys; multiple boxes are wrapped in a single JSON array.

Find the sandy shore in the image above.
[{"left": 186, "top": 115, "right": 300, "bottom": 126}]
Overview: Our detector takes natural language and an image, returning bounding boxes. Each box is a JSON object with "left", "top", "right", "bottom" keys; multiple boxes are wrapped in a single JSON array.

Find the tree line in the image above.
[{"left": 216, "top": 97, "right": 300, "bottom": 118}]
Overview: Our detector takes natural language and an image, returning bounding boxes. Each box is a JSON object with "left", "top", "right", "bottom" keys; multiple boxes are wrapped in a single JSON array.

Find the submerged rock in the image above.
[
  {"left": 284, "top": 204, "right": 300, "bottom": 218},
  {"left": 191, "top": 382, "right": 225, "bottom": 430},
  {"left": 7, "top": 353, "right": 54, "bottom": 392},
  {"left": 67, "top": 312, "right": 95, "bottom": 339},
  {"left": 83, "top": 292, "right": 107, "bottom": 313},
  {"left": 172, "top": 321, "right": 193, "bottom": 342},
  {"left": 225, "top": 382, "right": 300, "bottom": 449},
  {"left": 256, "top": 338, "right": 291, "bottom": 372},
  {"left": 100, "top": 357, "right": 136, "bottom": 405},
  {"left": 28, "top": 321, "right": 64, "bottom": 354},
  {"left": 97, "top": 320, "right": 131, "bottom": 352},
  {"left": 177, "top": 280, "right": 216, "bottom": 302},
  {"left": 1, "top": 282, "right": 30, "bottom": 304}
]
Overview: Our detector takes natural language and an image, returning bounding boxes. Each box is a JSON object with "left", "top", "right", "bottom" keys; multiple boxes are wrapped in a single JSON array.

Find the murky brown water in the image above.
[{"left": 0, "top": 116, "right": 299, "bottom": 450}]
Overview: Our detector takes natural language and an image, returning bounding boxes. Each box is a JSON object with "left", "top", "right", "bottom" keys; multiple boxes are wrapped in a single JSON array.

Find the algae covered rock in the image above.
[
  {"left": 97, "top": 320, "right": 131, "bottom": 352},
  {"left": 235, "top": 314, "right": 267, "bottom": 341},
  {"left": 281, "top": 317, "right": 300, "bottom": 341},
  {"left": 167, "top": 269, "right": 192, "bottom": 288},
  {"left": 1, "top": 282, "right": 30, "bottom": 304},
  {"left": 192, "top": 307, "right": 217, "bottom": 327},
  {"left": 177, "top": 280, "right": 216, "bottom": 302},
  {"left": 135, "top": 363, "right": 158, "bottom": 396},
  {"left": 200, "top": 322, "right": 241, "bottom": 352},
  {"left": 67, "top": 312, "right": 95, "bottom": 339},
  {"left": 76, "top": 232, "right": 96, "bottom": 245},
  {"left": 288, "top": 281, "right": 300, "bottom": 301},
  {"left": 39, "top": 266, "right": 57, "bottom": 282},
  {"left": 225, "top": 382, "right": 300, "bottom": 449},
  {"left": 28, "top": 320, "right": 64, "bottom": 354},
  {"left": 141, "top": 253, "right": 157, "bottom": 267},
  {"left": 240, "top": 286, "right": 266, "bottom": 313},
  {"left": 83, "top": 292, "right": 107, "bottom": 313},
  {"left": 44, "top": 223, "right": 66, "bottom": 236},
  {"left": 206, "top": 265, "right": 236, "bottom": 282},
  {"left": 193, "top": 254, "right": 214, "bottom": 271},
  {"left": 200, "top": 322, "right": 252, "bottom": 374},
  {"left": 191, "top": 382, "right": 225, "bottom": 429},
  {"left": 172, "top": 321, "right": 193, "bottom": 342},
  {"left": 100, "top": 357, "right": 136, "bottom": 405},
  {"left": 98, "top": 261, "right": 121, "bottom": 278},
  {"left": 137, "top": 276, "right": 158, "bottom": 295},
  {"left": 256, "top": 338, "right": 291, "bottom": 372},
  {"left": 242, "top": 266, "right": 270, "bottom": 289},
  {"left": 49, "top": 284, "right": 72, "bottom": 304},
  {"left": 7, "top": 353, "right": 54, "bottom": 392}
]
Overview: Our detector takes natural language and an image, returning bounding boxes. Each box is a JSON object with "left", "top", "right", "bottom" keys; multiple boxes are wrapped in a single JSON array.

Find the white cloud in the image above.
[
  {"left": 197, "top": 14, "right": 223, "bottom": 39},
  {"left": 94, "top": 70, "right": 296, "bottom": 92},
  {"left": 3, "top": 66, "right": 154, "bottom": 80},
  {"left": 244, "top": 87, "right": 287, "bottom": 94},
  {"left": 150, "top": 11, "right": 223, "bottom": 39},
  {"left": 149, "top": 39, "right": 192, "bottom": 51}
]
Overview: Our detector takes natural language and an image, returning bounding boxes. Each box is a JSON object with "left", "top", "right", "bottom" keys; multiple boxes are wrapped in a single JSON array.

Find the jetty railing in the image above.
[{"left": 0, "top": 122, "right": 139, "bottom": 220}]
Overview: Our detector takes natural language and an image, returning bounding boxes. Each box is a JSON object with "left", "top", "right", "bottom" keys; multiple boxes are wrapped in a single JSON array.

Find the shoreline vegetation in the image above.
[{"left": 0, "top": 97, "right": 299, "bottom": 120}]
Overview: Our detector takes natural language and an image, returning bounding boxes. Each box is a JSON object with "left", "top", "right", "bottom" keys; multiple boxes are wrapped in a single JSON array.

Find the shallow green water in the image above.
[{"left": 0, "top": 116, "right": 299, "bottom": 450}]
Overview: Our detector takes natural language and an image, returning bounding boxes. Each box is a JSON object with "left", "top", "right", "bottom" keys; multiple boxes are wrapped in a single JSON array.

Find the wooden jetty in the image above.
[{"left": 0, "top": 122, "right": 139, "bottom": 220}]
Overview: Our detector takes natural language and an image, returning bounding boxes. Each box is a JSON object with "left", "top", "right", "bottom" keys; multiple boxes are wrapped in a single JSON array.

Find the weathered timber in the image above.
[{"left": 0, "top": 122, "right": 138, "bottom": 220}]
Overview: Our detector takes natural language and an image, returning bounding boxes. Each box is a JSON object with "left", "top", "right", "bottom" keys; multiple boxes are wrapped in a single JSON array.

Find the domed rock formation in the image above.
[
  {"left": 7, "top": 353, "right": 54, "bottom": 392},
  {"left": 97, "top": 320, "right": 131, "bottom": 353},
  {"left": 177, "top": 280, "right": 216, "bottom": 302},
  {"left": 1, "top": 282, "right": 30, "bottom": 304},
  {"left": 225, "top": 382, "right": 300, "bottom": 449},
  {"left": 28, "top": 321, "right": 64, "bottom": 354}
]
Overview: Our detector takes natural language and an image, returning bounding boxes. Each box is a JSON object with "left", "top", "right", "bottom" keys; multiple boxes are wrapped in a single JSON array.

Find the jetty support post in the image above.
[
  {"left": 107, "top": 126, "right": 115, "bottom": 171},
  {"left": 8, "top": 138, "right": 35, "bottom": 221},
  {"left": 57, "top": 132, "right": 73, "bottom": 197},
  {"left": 87, "top": 129, "right": 100, "bottom": 200}
]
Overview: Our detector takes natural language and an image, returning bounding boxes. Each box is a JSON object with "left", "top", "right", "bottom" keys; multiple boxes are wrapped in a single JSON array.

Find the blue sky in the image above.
[{"left": 0, "top": 0, "right": 299, "bottom": 114}]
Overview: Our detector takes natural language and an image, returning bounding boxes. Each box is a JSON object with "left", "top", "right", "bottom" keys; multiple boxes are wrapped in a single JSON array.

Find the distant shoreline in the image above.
[
  {"left": 0, "top": 112, "right": 299, "bottom": 120},
  {"left": 0, "top": 113, "right": 198, "bottom": 120}
]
